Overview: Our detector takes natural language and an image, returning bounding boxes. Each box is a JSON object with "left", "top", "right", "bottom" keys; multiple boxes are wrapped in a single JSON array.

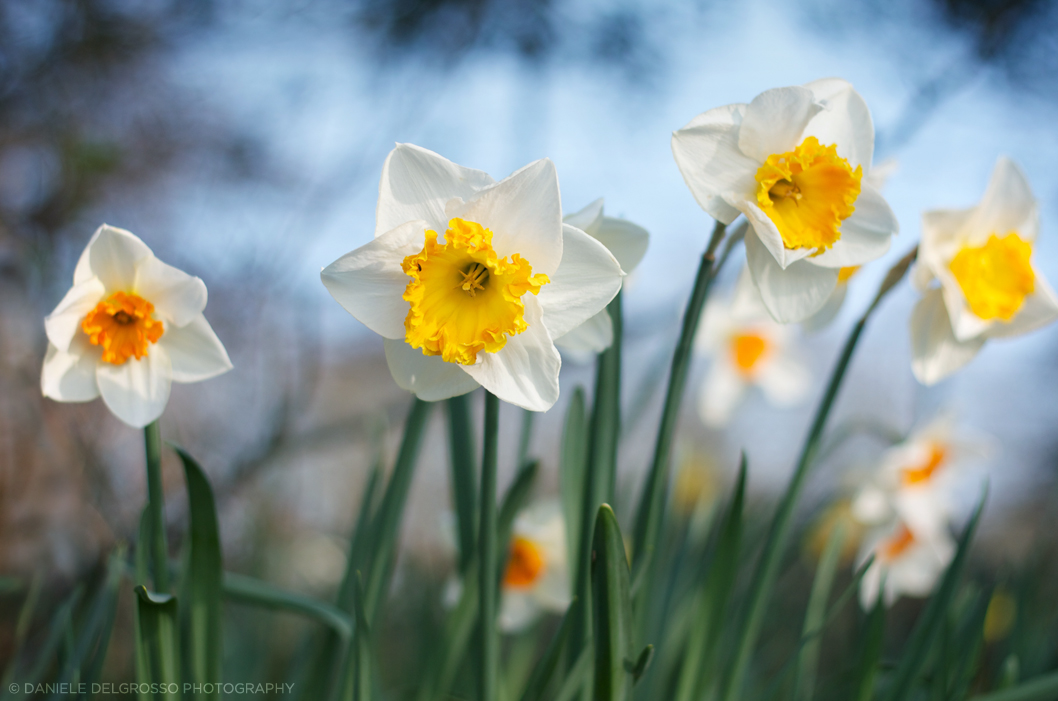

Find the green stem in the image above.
[
  {"left": 632, "top": 220, "right": 726, "bottom": 566},
  {"left": 719, "top": 247, "right": 918, "bottom": 701},
  {"left": 446, "top": 395, "right": 478, "bottom": 575},
  {"left": 144, "top": 420, "right": 169, "bottom": 593},
  {"left": 478, "top": 392, "right": 501, "bottom": 701}
]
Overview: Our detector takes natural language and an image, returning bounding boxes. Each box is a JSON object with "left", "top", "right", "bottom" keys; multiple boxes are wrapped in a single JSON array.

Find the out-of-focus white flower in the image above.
[
  {"left": 553, "top": 199, "right": 649, "bottom": 360},
  {"left": 321, "top": 144, "right": 623, "bottom": 411},
  {"left": 672, "top": 78, "right": 898, "bottom": 323},
  {"left": 695, "top": 268, "right": 810, "bottom": 426},
  {"left": 910, "top": 157, "right": 1058, "bottom": 384},
  {"left": 41, "top": 225, "right": 232, "bottom": 428},
  {"left": 499, "top": 500, "right": 570, "bottom": 631},
  {"left": 857, "top": 519, "right": 955, "bottom": 608}
]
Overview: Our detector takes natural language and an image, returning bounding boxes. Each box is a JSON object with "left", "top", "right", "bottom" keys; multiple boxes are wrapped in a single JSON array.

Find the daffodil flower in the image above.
[
  {"left": 857, "top": 518, "right": 955, "bottom": 608},
  {"left": 695, "top": 269, "right": 810, "bottom": 426},
  {"left": 498, "top": 500, "right": 570, "bottom": 631},
  {"left": 554, "top": 198, "right": 649, "bottom": 360},
  {"left": 910, "top": 157, "right": 1058, "bottom": 384},
  {"left": 321, "top": 144, "right": 624, "bottom": 411},
  {"left": 41, "top": 225, "right": 232, "bottom": 428},
  {"left": 672, "top": 78, "right": 899, "bottom": 323}
]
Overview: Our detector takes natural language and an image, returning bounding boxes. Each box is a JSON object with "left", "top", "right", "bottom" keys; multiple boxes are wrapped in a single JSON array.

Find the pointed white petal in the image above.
[
  {"left": 594, "top": 216, "right": 649, "bottom": 274},
  {"left": 321, "top": 220, "right": 426, "bottom": 340},
  {"left": 375, "top": 143, "right": 495, "bottom": 237},
  {"left": 985, "top": 270, "right": 1058, "bottom": 338},
  {"left": 698, "top": 362, "right": 746, "bottom": 427},
  {"left": 563, "top": 198, "right": 604, "bottom": 236},
  {"left": 96, "top": 346, "right": 172, "bottom": 428},
  {"left": 803, "top": 78, "right": 874, "bottom": 170},
  {"left": 383, "top": 339, "right": 480, "bottom": 401},
  {"left": 937, "top": 269, "right": 991, "bottom": 341},
  {"left": 801, "top": 282, "right": 847, "bottom": 332},
  {"left": 910, "top": 261, "right": 935, "bottom": 293},
  {"left": 919, "top": 207, "right": 975, "bottom": 283},
  {"left": 671, "top": 103, "right": 759, "bottom": 225},
  {"left": 44, "top": 277, "right": 106, "bottom": 351},
  {"left": 909, "top": 288, "right": 985, "bottom": 385},
  {"left": 745, "top": 230, "right": 839, "bottom": 323},
  {"left": 554, "top": 308, "right": 614, "bottom": 358},
  {"left": 449, "top": 158, "right": 564, "bottom": 277},
  {"left": 41, "top": 337, "right": 100, "bottom": 402},
  {"left": 134, "top": 256, "right": 207, "bottom": 327},
  {"left": 969, "top": 157, "right": 1038, "bottom": 243},
  {"left": 810, "top": 183, "right": 897, "bottom": 268},
  {"left": 738, "top": 85, "right": 821, "bottom": 163},
  {"left": 537, "top": 224, "right": 623, "bottom": 340},
  {"left": 75, "top": 224, "right": 153, "bottom": 291},
  {"left": 460, "top": 296, "right": 561, "bottom": 411},
  {"left": 498, "top": 591, "right": 539, "bottom": 632},
  {"left": 160, "top": 315, "right": 233, "bottom": 383}
]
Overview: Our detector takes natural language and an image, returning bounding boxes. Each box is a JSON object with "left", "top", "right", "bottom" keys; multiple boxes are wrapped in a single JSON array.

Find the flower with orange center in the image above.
[
  {"left": 911, "top": 157, "right": 1058, "bottom": 385},
  {"left": 673, "top": 78, "right": 898, "bottom": 323},
  {"left": 42, "top": 225, "right": 232, "bottom": 428},
  {"left": 497, "top": 501, "right": 570, "bottom": 631},
  {"left": 858, "top": 519, "right": 954, "bottom": 608}
]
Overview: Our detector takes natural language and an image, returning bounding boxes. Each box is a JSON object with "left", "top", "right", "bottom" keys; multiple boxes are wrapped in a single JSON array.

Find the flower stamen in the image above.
[
  {"left": 949, "top": 233, "right": 1035, "bottom": 321},
  {"left": 81, "top": 291, "right": 164, "bottom": 365}
]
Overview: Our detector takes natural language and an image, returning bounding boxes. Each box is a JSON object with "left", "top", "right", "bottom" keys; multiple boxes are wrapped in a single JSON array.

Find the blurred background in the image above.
[{"left": 3, "top": 0, "right": 1058, "bottom": 688}]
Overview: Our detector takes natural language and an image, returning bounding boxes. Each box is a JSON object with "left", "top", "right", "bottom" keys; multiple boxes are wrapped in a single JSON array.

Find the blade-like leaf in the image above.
[
  {"left": 592, "top": 504, "right": 635, "bottom": 701},
  {"left": 520, "top": 599, "right": 579, "bottom": 701},
  {"left": 446, "top": 394, "right": 478, "bottom": 574},
  {"left": 561, "top": 388, "right": 588, "bottom": 582},
  {"left": 795, "top": 523, "right": 846, "bottom": 701},
  {"left": 134, "top": 586, "right": 180, "bottom": 701},
  {"left": 223, "top": 572, "right": 351, "bottom": 640},
  {"left": 853, "top": 594, "right": 886, "bottom": 701},
  {"left": 969, "top": 671, "right": 1058, "bottom": 701}
]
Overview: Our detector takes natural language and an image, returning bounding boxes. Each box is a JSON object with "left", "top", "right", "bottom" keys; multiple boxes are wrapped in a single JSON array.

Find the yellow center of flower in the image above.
[
  {"left": 730, "top": 332, "right": 769, "bottom": 375},
  {"left": 837, "top": 265, "right": 861, "bottom": 283},
  {"left": 503, "top": 536, "right": 546, "bottom": 589},
  {"left": 879, "top": 524, "right": 916, "bottom": 562},
  {"left": 81, "top": 291, "right": 164, "bottom": 365},
  {"left": 755, "top": 136, "right": 863, "bottom": 252},
  {"left": 402, "top": 218, "right": 550, "bottom": 365},
  {"left": 901, "top": 443, "right": 947, "bottom": 486},
  {"left": 948, "top": 233, "right": 1035, "bottom": 321}
]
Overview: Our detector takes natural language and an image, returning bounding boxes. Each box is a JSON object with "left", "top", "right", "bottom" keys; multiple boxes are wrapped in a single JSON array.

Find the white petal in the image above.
[
  {"left": 74, "top": 224, "right": 153, "bottom": 291},
  {"left": 449, "top": 158, "right": 563, "bottom": 277},
  {"left": 460, "top": 296, "right": 561, "bottom": 412},
  {"left": 809, "top": 183, "right": 897, "bottom": 268},
  {"left": 985, "top": 270, "right": 1058, "bottom": 338},
  {"left": 671, "top": 103, "right": 759, "bottom": 224},
  {"left": 910, "top": 261, "right": 934, "bottom": 293},
  {"left": 593, "top": 216, "right": 649, "bottom": 274},
  {"left": 738, "top": 85, "right": 821, "bottom": 163},
  {"left": 745, "top": 230, "right": 839, "bottom": 323},
  {"left": 554, "top": 308, "right": 613, "bottom": 358},
  {"left": 937, "top": 269, "right": 991, "bottom": 342},
  {"left": 801, "top": 282, "right": 847, "bottom": 332},
  {"left": 739, "top": 201, "right": 815, "bottom": 269},
  {"left": 729, "top": 264, "right": 771, "bottom": 321},
  {"left": 909, "top": 288, "right": 984, "bottom": 385},
  {"left": 383, "top": 339, "right": 480, "bottom": 401},
  {"left": 851, "top": 486, "right": 893, "bottom": 526},
  {"left": 374, "top": 143, "right": 495, "bottom": 237},
  {"left": 160, "top": 315, "right": 233, "bottom": 383},
  {"left": 321, "top": 220, "right": 426, "bottom": 340},
  {"left": 96, "top": 346, "right": 172, "bottom": 428},
  {"left": 498, "top": 591, "right": 539, "bottom": 632},
  {"left": 803, "top": 78, "right": 874, "bottom": 170},
  {"left": 698, "top": 362, "right": 746, "bottom": 427},
  {"left": 134, "top": 256, "right": 207, "bottom": 327},
  {"left": 41, "top": 337, "right": 100, "bottom": 402},
  {"left": 894, "top": 489, "right": 950, "bottom": 538},
  {"left": 919, "top": 207, "right": 974, "bottom": 280},
  {"left": 563, "top": 198, "right": 603, "bottom": 236},
  {"left": 44, "top": 277, "right": 106, "bottom": 351},
  {"left": 537, "top": 224, "right": 623, "bottom": 340},
  {"left": 757, "top": 355, "right": 810, "bottom": 406},
  {"left": 969, "top": 157, "right": 1038, "bottom": 243}
]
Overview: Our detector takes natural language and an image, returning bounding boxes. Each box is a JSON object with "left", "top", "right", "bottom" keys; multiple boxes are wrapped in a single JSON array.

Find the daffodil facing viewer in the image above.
[
  {"left": 321, "top": 144, "right": 624, "bottom": 411},
  {"left": 41, "top": 225, "right": 232, "bottom": 428},
  {"left": 910, "top": 157, "right": 1058, "bottom": 384},
  {"left": 672, "top": 78, "right": 899, "bottom": 323}
]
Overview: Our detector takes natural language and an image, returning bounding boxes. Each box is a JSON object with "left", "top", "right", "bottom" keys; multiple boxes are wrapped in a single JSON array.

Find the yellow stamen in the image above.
[
  {"left": 503, "top": 536, "right": 545, "bottom": 589},
  {"left": 755, "top": 136, "right": 862, "bottom": 252},
  {"left": 731, "top": 332, "right": 768, "bottom": 375},
  {"left": 837, "top": 265, "right": 861, "bottom": 283},
  {"left": 902, "top": 444, "right": 946, "bottom": 486},
  {"left": 81, "top": 291, "right": 164, "bottom": 365},
  {"left": 949, "top": 233, "right": 1035, "bottom": 321},
  {"left": 402, "top": 218, "right": 549, "bottom": 365}
]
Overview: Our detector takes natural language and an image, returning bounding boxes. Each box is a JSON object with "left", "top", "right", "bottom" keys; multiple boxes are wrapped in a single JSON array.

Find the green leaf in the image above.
[
  {"left": 589, "top": 292, "right": 623, "bottom": 507},
  {"left": 629, "top": 645, "right": 654, "bottom": 684},
  {"left": 477, "top": 391, "right": 501, "bottom": 701},
  {"left": 172, "top": 447, "right": 223, "bottom": 700},
  {"left": 881, "top": 491, "right": 987, "bottom": 701},
  {"left": 560, "top": 388, "right": 589, "bottom": 581},
  {"left": 853, "top": 593, "right": 886, "bottom": 701},
  {"left": 446, "top": 394, "right": 478, "bottom": 574},
  {"left": 143, "top": 421, "right": 170, "bottom": 593},
  {"left": 519, "top": 599, "right": 579, "bottom": 701},
  {"left": 134, "top": 586, "right": 180, "bottom": 701},
  {"left": 223, "top": 572, "right": 351, "bottom": 639},
  {"left": 517, "top": 406, "right": 536, "bottom": 470},
  {"left": 351, "top": 573, "right": 372, "bottom": 701},
  {"left": 498, "top": 460, "right": 538, "bottom": 554},
  {"left": 794, "top": 522, "right": 846, "bottom": 701},
  {"left": 968, "top": 671, "right": 1058, "bottom": 701},
  {"left": 555, "top": 647, "right": 594, "bottom": 701},
  {"left": 591, "top": 504, "right": 635, "bottom": 701}
]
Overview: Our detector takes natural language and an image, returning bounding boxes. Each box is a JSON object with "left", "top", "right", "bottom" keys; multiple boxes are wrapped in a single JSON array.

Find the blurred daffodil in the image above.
[
  {"left": 553, "top": 199, "right": 649, "bottom": 360},
  {"left": 858, "top": 518, "right": 955, "bottom": 608},
  {"left": 911, "top": 157, "right": 1058, "bottom": 384},
  {"left": 321, "top": 144, "right": 623, "bottom": 411},
  {"left": 696, "top": 268, "right": 810, "bottom": 426},
  {"left": 499, "top": 500, "right": 570, "bottom": 631},
  {"left": 42, "top": 224, "right": 232, "bottom": 428},
  {"left": 672, "top": 78, "right": 898, "bottom": 323}
]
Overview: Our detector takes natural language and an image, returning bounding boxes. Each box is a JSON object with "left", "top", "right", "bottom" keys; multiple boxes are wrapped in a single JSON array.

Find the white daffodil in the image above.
[
  {"left": 321, "top": 144, "right": 623, "bottom": 411},
  {"left": 695, "top": 268, "right": 810, "bottom": 426},
  {"left": 499, "top": 500, "right": 570, "bottom": 631},
  {"left": 41, "top": 225, "right": 232, "bottom": 428},
  {"left": 910, "top": 157, "right": 1058, "bottom": 384},
  {"left": 553, "top": 199, "right": 649, "bottom": 360},
  {"left": 852, "top": 414, "right": 991, "bottom": 537},
  {"left": 857, "top": 518, "right": 955, "bottom": 609},
  {"left": 672, "top": 78, "right": 899, "bottom": 324}
]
